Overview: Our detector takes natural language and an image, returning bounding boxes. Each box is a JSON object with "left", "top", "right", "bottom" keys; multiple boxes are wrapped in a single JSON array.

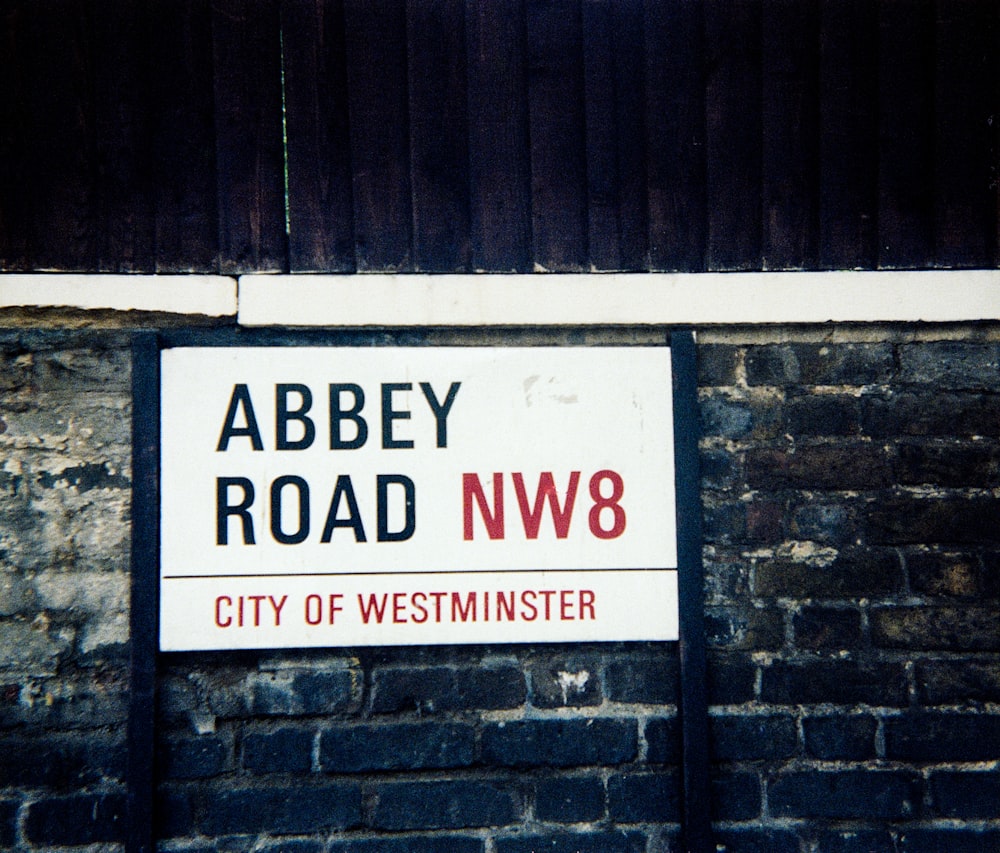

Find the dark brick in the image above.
[
  {"left": 786, "top": 394, "right": 861, "bottom": 436},
  {"left": 862, "top": 390, "right": 1000, "bottom": 438},
  {"left": 712, "top": 772, "right": 760, "bottom": 821},
  {"left": 897, "top": 441, "right": 1000, "bottom": 488},
  {"left": 530, "top": 658, "right": 602, "bottom": 708},
  {"left": 790, "top": 501, "right": 856, "bottom": 543},
  {"left": 24, "top": 793, "right": 126, "bottom": 845},
  {"left": 704, "top": 550, "right": 751, "bottom": 602},
  {"left": 709, "top": 713, "right": 797, "bottom": 761},
  {"left": 745, "top": 498, "right": 784, "bottom": 543},
  {"left": 371, "top": 780, "right": 515, "bottom": 830},
  {"left": 201, "top": 784, "right": 361, "bottom": 834},
  {"left": 898, "top": 342, "right": 1000, "bottom": 390},
  {"left": 707, "top": 653, "right": 756, "bottom": 705},
  {"left": 871, "top": 606, "right": 1000, "bottom": 651},
  {"left": 535, "top": 776, "right": 605, "bottom": 822},
  {"left": 803, "top": 715, "right": 877, "bottom": 760},
  {"left": 495, "top": 830, "right": 645, "bottom": 853},
  {"left": 916, "top": 659, "right": 1000, "bottom": 705},
  {"left": 0, "top": 799, "right": 16, "bottom": 847},
  {"left": 818, "top": 830, "right": 898, "bottom": 853},
  {"left": 701, "top": 448, "right": 744, "bottom": 490},
  {"left": 607, "top": 772, "right": 680, "bottom": 822},
  {"left": 930, "top": 771, "right": 1000, "bottom": 818},
  {"left": 761, "top": 659, "right": 908, "bottom": 706},
  {"left": 705, "top": 606, "right": 784, "bottom": 651},
  {"left": 370, "top": 665, "right": 526, "bottom": 713},
  {"left": 250, "top": 668, "right": 357, "bottom": 716},
  {"left": 793, "top": 606, "right": 862, "bottom": 649},
  {"left": 908, "top": 550, "right": 993, "bottom": 598},
  {"left": 745, "top": 343, "right": 893, "bottom": 386},
  {"left": 700, "top": 394, "right": 753, "bottom": 438},
  {"left": 156, "top": 787, "right": 194, "bottom": 838},
  {"left": 0, "top": 734, "right": 125, "bottom": 788},
  {"left": 866, "top": 496, "right": 1000, "bottom": 545},
  {"left": 884, "top": 712, "right": 1000, "bottom": 761},
  {"left": 243, "top": 727, "right": 313, "bottom": 773},
  {"left": 644, "top": 716, "right": 681, "bottom": 765},
  {"left": 747, "top": 443, "right": 892, "bottom": 490},
  {"left": 713, "top": 828, "right": 800, "bottom": 853},
  {"left": 753, "top": 547, "right": 903, "bottom": 598},
  {"left": 328, "top": 838, "right": 484, "bottom": 853},
  {"left": 770, "top": 770, "right": 920, "bottom": 819},
  {"left": 899, "top": 828, "right": 1000, "bottom": 853},
  {"left": 745, "top": 345, "right": 798, "bottom": 385},
  {"left": 320, "top": 722, "right": 474, "bottom": 772},
  {"left": 605, "top": 657, "right": 679, "bottom": 705},
  {"left": 703, "top": 500, "right": 748, "bottom": 544},
  {"left": 160, "top": 735, "right": 228, "bottom": 779},
  {"left": 259, "top": 841, "right": 325, "bottom": 853},
  {"left": 481, "top": 719, "right": 637, "bottom": 768},
  {"left": 698, "top": 345, "right": 741, "bottom": 386}
]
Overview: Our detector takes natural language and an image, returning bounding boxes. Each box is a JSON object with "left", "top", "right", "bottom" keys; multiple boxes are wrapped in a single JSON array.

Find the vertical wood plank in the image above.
[
  {"left": 527, "top": 0, "right": 588, "bottom": 271},
  {"left": 582, "top": 0, "right": 647, "bottom": 271},
  {"left": 761, "top": 0, "right": 820, "bottom": 270},
  {"left": 878, "top": 0, "right": 935, "bottom": 268},
  {"left": 212, "top": 0, "right": 287, "bottom": 273},
  {"left": 466, "top": 0, "right": 532, "bottom": 271},
  {"left": 282, "top": 0, "right": 356, "bottom": 272},
  {"left": 934, "top": 0, "right": 997, "bottom": 267},
  {"left": 645, "top": 0, "right": 705, "bottom": 272},
  {"left": 705, "top": 0, "right": 762, "bottom": 270},
  {"left": 343, "top": 0, "right": 412, "bottom": 271},
  {"left": 408, "top": 0, "right": 471, "bottom": 271},
  {"left": 150, "top": 0, "right": 219, "bottom": 272},
  {"left": 818, "top": 0, "right": 878, "bottom": 269}
]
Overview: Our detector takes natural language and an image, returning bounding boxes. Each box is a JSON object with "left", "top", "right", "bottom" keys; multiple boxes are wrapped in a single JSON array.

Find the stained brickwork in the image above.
[{"left": 0, "top": 326, "right": 998, "bottom": 852}]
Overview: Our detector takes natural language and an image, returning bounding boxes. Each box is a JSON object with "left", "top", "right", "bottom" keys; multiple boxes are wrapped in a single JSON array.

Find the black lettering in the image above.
[
  {"left": 381, "top": 383, "right": 413, "bottom": 449},
  {"left": 216, "top": 477, "right": 256, "bottom": 544},
  {"left": 377, "top": 474, "right": 415, "bottom": 541},
  {"left": 217, "top": 385, "right": 263, "bottom": 451},
  {"left": 276, "top": 383, "right": 315, "bottom": 450},
  {"left": 270, "top": 475, "right": 310, "bottom": 544},
  {"left": 329, "top": 383, "right": 368, "bottom": 449},
  {"left": 320, "top": 475, "right": 368, "bottom": 542},
  {"left": 419, "top": 381, "right": 461, "bottom": 448}
]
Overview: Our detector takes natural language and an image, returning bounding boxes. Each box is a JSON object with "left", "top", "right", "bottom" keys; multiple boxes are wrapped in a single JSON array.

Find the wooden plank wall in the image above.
[{"left": 0, "top": 0, "right": 997, "bottom": 274}]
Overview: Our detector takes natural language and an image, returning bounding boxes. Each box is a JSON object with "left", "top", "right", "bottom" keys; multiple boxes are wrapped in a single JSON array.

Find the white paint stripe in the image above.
[
  {"left": 0, "top": 274, "right": 237, "bottom": 317},
  {"left": 238, "top": 271, "right": 1000, "bottom": 326}
]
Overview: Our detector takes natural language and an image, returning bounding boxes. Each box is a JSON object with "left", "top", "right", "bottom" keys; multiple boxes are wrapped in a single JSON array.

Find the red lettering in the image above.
[
  {"left": 451, "top": 591, "right": 476, "bottom": 622},
  {"left": 580, "top": 589, "right": 596, "bottom": 620},
  {"left": 539, "top": 589, "right": 556, "bottom": 619},
  {"left": 497, "top": 591, "right": 515, "bottom": 621},
  {"left": 560, "top": 589, "right": 574, "bottom": 620},
  {"left": 392, "top": 591, "right": 408, "bottom": 623},
  {"left": 329, "top": 594, "right": 343, "bottom": 624},
  {"left": 512, "top": 471, "right": 579, "bottom": 539},
  {"left": 429, "top": 591, "right": 446, "bottom": 622},
  {"left": 269, "top": 595, "right": 287, "bottom": 626},
  {"left": 521, "top": 590, "right": 538, "bottom": 621},
  {"left": 411, "top": 592, "right": 429, "bottom": 623},
  {"left": 463, "top": 473, "right": 505, "bottom": 540},
  {"left": 215, "top": 595, "right": 232, "bottom": 628},
  {"left": 305, "top": 594, "right": 321, "bottom": 625},
  {"left": 588, "top": 469, "right": 626, "bottom": 539},
  {"left": 358, "top": 593, "right": 388, "bottom": 623}
]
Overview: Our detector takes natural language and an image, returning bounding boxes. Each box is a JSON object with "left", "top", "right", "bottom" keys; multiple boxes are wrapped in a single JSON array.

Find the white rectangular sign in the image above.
[{"left": 159, "top": 346, "right": 678, "bottom": 650}]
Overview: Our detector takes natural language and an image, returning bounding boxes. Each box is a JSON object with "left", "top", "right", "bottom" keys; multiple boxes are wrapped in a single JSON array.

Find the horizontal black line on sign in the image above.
[{"left": 161, "top": 567, "right": 678, "bottom": 580}]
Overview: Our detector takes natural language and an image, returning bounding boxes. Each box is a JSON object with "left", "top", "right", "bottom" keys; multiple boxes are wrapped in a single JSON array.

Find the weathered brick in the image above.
[
  {"left": 495, "top": 831, "right": 645, "bottom": 853},
  {"left": 707, "top": 653, "right": 756, "bottom": 705},
  {"left": 370, "top": 664, "right": 526, "bottom": 713},
  {"left": 769, "top": 770, "right": 920, "bottom": 819},
  {"left": 760, "top": 659, "right": 908, "bottom": 706},
  {"left": 371, "top": 780, "right": 515, "bottom": 830},
  {"left": 884, "top": 712, "right": 1000, "bottom": 761},
  {"left": 908, "top": 550, "right": 995, "bottom": 598},
  {"left": 700, "top": 394, "right": 753, "bottom": 438},
  {"left": 250, "top": 668, "right": 359, "bottom": 716},
  {"left": 701, "top": 448, "right": 744, "bottom": 491},
  {"left": 897, "top": 441, "right": 1000, "bottom": 488},
  {"left": 530, "top": 658, "right": 602, "bottom": 708},
  {"left": 803, "top": 714, "right": 877, "bottom": 760},
  {"left": 481, "top": 719, "right": 637, "bottom": 768},
  {"left": 747, "top": 443, "right": 891, "bottom": 490},
  {"left": 0, "top": 799, "right": 16, "bottom": 847},
  {"left": 535, "top": 776, "right": 605, "bottom": 822},
  {"left": 705, "top": 606, "right": 784, "bottom": 651},
  {"left": 0, "top": 618, "right": 74, "bottom": 676},
  {"left": 320, "top": 722, "right": 475, "bottom": 772},
  {"left": 789, "top": 500, "right": 857, "bottom": 543},
  {"left": 898, "top": 342, "right": 1000, "bottom": 390},
  {"left": 0, "top": 733, "right": 125, "bottom": 788},
  {"left": 160, "top": 734, "right": 228, "bottom": 779},
  {"left": 328, "top": 838, "right": 484, "bottom": 853},
  {"left": 709, "top": 713, "right": 797, "bottom": 761},
  {"left": 753, "top": 547, "right": 903, "bottom": 598},
  {"left": 33, "top": 348, "right": 130, "bottom": 393},
  {"left": 156, "top": 787, "right": 194, "bottom": 838},
  {"left": 930, "top": 771, "right": 1000, "bottom": 818},
  {"left": 607, "top": 772, "right": 680, "bottom": 823},
  {"left": 259, "top": 841, "right": 325, "bottom": 853},
  {"left": 698, "top": 344, "right": 741, "bottom": 386},
  {"left": 745, "top": 345, "right": 798, "bottom": 385},
  {"left": 713, "top": 827, "right": 800, "bottom": 853},
  {"left": 786, "top": 394, "right": 861, "bottom": 436},
  {"left": 899, "top": 829, "right": 1000, "bottom": 853},
  {"left": 643, "top": 717, "right": 681, "bottom": 765},
  {"left": 745, "top": 343, "right": 893, "bottom": 386},
  {"left": 792, "top": 606, "right": 862, "bottom": 649},
  {"left": 864, "top": 389, "right": 1000, "bottom": 438},
  {"left": 744, "top": 498, "right": 784, "bottom": 543},
  {"left": 712, "top": 771, "right": 761, "bottom": 821},
  {"left": 24, "top": 792, "right": 126, "bottom": 845},
  {"left": 243, "top": 727, "right": 313, "bottom": 773},
  {"left": 605, "top": 656, "right": 679, "bottom": 705},
  {"left": 818, "top": 830, "right": 898, "bottom": 853},
  {"left": 201, "top": 784, "right": 361, "bottom": 834},
  {"left": 702, "top": 500, "right": 748, "bottom": 544},
  {"left": 871, "top": 606, "right": 1000, "bottom": 651},
  {"left": 866, "top": 496, "right": 1000, "bottom": 545},
  {"left": 915, "top": 659, "right": 1000, "bottom": 705}
]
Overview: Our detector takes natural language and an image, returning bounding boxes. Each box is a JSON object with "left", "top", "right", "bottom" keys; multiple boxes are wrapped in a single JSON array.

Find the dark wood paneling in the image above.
[
  {"left": 466, "top": 0, "right": 532, "bottom": 272},
  {"left": 212, "top": 0, "right": 287, "bottom": 273},
  {"left": 408, "top": 0, "right": 471, "bottom": 271},
  {"left": 705, "top": 0, "right": 763, "bottom": 271},
  {"left": 343, "top": 0, "right": 412, "bottom": 271},
  {"left": 281, "top": 0, "right": 355, "bottom": 272}
]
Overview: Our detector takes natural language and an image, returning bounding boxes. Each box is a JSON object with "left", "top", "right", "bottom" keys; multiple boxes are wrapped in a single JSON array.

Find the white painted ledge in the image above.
[
  {"left": 239, "top": 270, "right": 1000, "bottom": 326},
  {"left": 0, "top": 274, "right": 237, "bottom": 317}
]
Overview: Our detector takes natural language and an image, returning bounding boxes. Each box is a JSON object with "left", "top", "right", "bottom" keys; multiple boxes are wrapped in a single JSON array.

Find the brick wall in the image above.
[{"left": 0, "top": 325, "right": 998, "bottom": 852}]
